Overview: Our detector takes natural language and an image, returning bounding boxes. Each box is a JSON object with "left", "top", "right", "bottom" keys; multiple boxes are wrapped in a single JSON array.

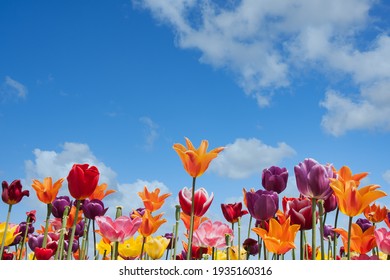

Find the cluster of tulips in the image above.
[{"left": 0, "top": 137, "right": 389, "bottom": 260}]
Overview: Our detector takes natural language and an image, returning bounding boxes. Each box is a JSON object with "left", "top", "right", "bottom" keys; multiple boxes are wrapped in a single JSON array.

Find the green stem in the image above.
[
  {"left": 18, "top": 215, "right": 31, "bottom": 260},
  {"left": 311, "top": 198, "right": 317, "bottom": 260},
  {"left": 55, "top": 206, "right": 69, "bottom": 260},
  {"left": 333, "top": 208, "right": 339, "bottom": 260},
  {"left": 140, "top": 236, "right": 146, "bottom": 260},
  {"left": 247, "top": 215, "right": 253, "bottom": 239},
  {"left": 225, "top": 234, "right": 231, "bottom": 260},
  {"left": 0, "top": 204, "right": 13, "bottom": 260},
  {"left": 42, "top": 203, "right": 52, "bottom": 248},
  {"left": 300, "top": 230, "right": 304, "bottom": 260},
  {"left": 237, "top": 217, "right": 241, "bottom": 260},
  {"left": 186, "top": 177, "right": 197, "bottom": 260},
  {"left": 66, "top": 200, "right": 81, "bottom": 260},
  {"left": 318, "top": 200, "right": 325, "bottom": 260},
  {"left": 80, "top": 218, "right": 90, "bottom": 260},
  {"left": 347, "top": 216, "right": 353, "bottom": 260},
  {"left": 173, "top": 205, "right": 180, "bottom": 260}
]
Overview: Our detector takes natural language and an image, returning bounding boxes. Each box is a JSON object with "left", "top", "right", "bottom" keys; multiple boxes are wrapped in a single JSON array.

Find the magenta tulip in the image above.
[{"left": 374, "top": 228, "right": 390, "bottom": 255}]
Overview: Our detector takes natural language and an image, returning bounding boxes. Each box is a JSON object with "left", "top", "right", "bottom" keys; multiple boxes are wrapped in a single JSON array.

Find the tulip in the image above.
[
  {"left": 356, "top": 218, "right": 373, "bottom": 232},
  {"left": 2, "top": 180, "right": 29, "bottom": 205},
  {"left": 144, "top": 236, "right": 170, "bottom": 260},
  {"left": 67, "top": 163, "right": 100, "bottom": 200},
  {"left": 323, "top": 225, "right": 339, "bottom": 241},
  {"left": 118, "top": 235, "right": 145, "bottom": 259},
  {"left": 252, "top": 217, "right": 300, "bottom": 256},
  {"left": 363, "top": 203, "right": 388, "bottom": 223},
  {"left": 333, "top": 165, "right": 368, "bottom": 186},
  {"left": 51, "top": 196, "right": 72, "bottom": 218},
  {"left": 323, "top": 193, "right": 338, "bottom": 213},
  {"left": 138, "top": 186, "right": 171, "bottom": 212},
  {"left": 0, "top": 223, "right": 18, "bottom": 247},
  {"left": 221, "top": 202, "right": 248, "bottom": 224},
  {"left": 283, "top": 197, "right": 316, "bottom": 230},
  {"left": 179, "top": 187, "right": 213, "bottom": 217},
  {"left": 34, "top": 247, "right": 55, "bottom": 260},
  {"left": 82, "top": 199, "right": 107, "bottom": 220},
  {"left": 135, "top": 210, "right": 167, "bottom": 238},
  {"left": 89, "top": 183, "right": 115, "bottom": 200},
  {"left": 31, "top": 177, "right": 64, "bottom": 204},
  {"left": 374, "top": 228, "right": 390, "bottom": 255},
  {"left": 333, "top": 224, "right": 376, "bottom": 255},
  {"left": 294, "top": 158, "right": 335, "bottom": 200},
  {"left": 243, "top": 238, "right": 259, "bottom": 257},
  {"left": 262, "top": 166, "right": 288, "bottom": 194},
  {"left": 193, "top": 220, "right": 233, "bottom": 249},
  {"left": 173, "top": 137, "right": 224, "bottom": 178},
  {"left": 180, "top": 212, "right": 208, "bottom": 231},
  {"left": 246, "top": 189, "right": 278, "bottom": 222},
  {"left": 329, "top": 179, "right": 386, "bottom": 218},
  {"left": 95, "top": 215, "right": 141, "bottom": 243}
]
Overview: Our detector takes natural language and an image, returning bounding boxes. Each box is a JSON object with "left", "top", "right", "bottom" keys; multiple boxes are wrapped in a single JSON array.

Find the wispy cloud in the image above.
[
  {"left": 0, "top": 76, "right": 27, "bottom": 102},
  {"left": 134, "top": 0, "right": 390, "bottom": 135},
  {"left": 139, "top": 116, "right": 159, "bottom": 150},
  {"left": 383, "top": 170, "right": 390, "bottom": 185},
  {"left": 210, "top": 137, "right": 296, "bottom": 179}
]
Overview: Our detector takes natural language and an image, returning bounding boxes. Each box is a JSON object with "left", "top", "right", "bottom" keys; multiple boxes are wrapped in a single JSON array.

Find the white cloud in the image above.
[
  {"left": 139, "top": 116, "right": 159, "bottom": 150},
  {"left": 383, "top": 170, "right": 390, "bottom": 185},
  {"left": 210, "top": 138, "right": 296, "bottom": 179},
  {"left": 24, "top": 142, "right": 118, "bottom": 192},
  {"left": 135, "top": 0, "right": 390, "bottom": 135},
  {"left": 0, "top": 76, "right": 27, "bottom": 101}
]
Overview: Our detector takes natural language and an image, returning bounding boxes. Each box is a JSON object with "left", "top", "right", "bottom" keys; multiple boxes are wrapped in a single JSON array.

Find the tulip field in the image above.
[{"left": 0, "top": 137, "right": 389, "bottom": 260}]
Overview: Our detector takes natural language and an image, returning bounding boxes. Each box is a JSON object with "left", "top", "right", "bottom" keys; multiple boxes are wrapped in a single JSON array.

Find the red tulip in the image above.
[
  {"left": 34, "top": 247, "right": 54, "bottom": 260},
  {"left": 221, "top": 202, "right": 248, "bottom": 223},
  {"left": 2, "top": 180, "right": 29, "bottom": 205},
  {"left": 67, "top": 164, "right": 100, "bottom": 200},
  {"left": 179, "top": 187, "right": 213, "bottom": 217}
]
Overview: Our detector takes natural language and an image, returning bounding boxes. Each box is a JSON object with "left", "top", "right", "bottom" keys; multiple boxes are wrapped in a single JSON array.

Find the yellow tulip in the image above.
[
  {"left": 96, "top": 238, "right": 111, "bottom": 257},
  {"left": 144, "top": 236, "right": 170, "bottom": 260},
  {"left": 0, "top": 223, "right": 18, "bottom": 247},
  {"left": 118, "top": 235, "right": 146, "bottom": 259}
]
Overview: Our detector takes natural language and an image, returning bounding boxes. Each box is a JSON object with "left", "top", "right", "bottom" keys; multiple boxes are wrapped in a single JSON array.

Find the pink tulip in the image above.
[
  {"left": 95, "top": 215, "right": 141, "bottom": 243},
  {"left": 374, "top": 227, "right": 390, "bottom": 255},
  {"left": 179, "top": 187, "right": 213, "bottom": 217},
  {"left": 192, "top": 220, "right": 233, "bottom": 249}
]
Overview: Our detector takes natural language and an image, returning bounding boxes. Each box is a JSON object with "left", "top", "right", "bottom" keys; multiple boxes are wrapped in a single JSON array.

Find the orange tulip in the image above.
[
  {"left": 252, "top": 217, "right": 300, "bottom": 255},
  {"left": 89, "top": 183, "right": 115, "bottom": 200},
  {"left": 66, "top": 205, "right": 84, "bottom": 228},
  {"left": 333, "top": 165, "right": 368, "bottom": 186},
  {"left": 333, "top": 224, "right": 376, "bottom": 254},
  {"left": 329, "top": 179, "right": 387, "bottom": 217},
  {"left": 173, "top": 137, "right": 224, "bottom": 178},
  {"left": 364, "top": 203, "right": 388, "bottom": 223},
  {"left": 31, "top": 177, "right": 64, "bottom": 204},
  {"left": 180, "top": 212, "right": 208, "bottom": 231},
  {"left": 138, "top": 186, "right": 171, "bottom": 212},
  {"left": 134, "top": 210, "right": 166, "bottom": 237}
]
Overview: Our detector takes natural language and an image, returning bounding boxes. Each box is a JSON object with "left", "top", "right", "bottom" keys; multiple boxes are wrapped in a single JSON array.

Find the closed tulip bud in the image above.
[
  {"left": 82, "top": 199, "right": 107, "bottom": 220},
  {"left": 52, "top": 196, "right": 72, "bottom": 218},
  {"left": 67, "top": 164, "right": 100, "bottom": 200},
  {"left": 179, "top": 187, "right": 213, "bottom": 217},
  {"left": 246, "top": 189, "right": 278, "bottom": 221},
  {"left": 262, "top": 166, "right": 288, "bottom": 194}
]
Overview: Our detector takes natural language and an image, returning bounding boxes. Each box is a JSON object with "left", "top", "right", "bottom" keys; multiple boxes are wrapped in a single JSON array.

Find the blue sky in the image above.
[{"left": 1, "top": 0, "right": 390, "bottom": 250}]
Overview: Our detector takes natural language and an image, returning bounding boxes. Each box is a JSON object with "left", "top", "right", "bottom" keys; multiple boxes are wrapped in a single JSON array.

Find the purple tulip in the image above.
[
  {"left": 82, "top": 199, "right": 108, "bottom": 220},
  {"left": 323, "top": 225, "right": 339, "bottom": 241},
  {"left": 356, "top": 218, "right": 372, "bottom": 232},
  {"left": 243, "top": 238, "right": 259, "bottom": 256},
  {"left": 28, "top": 234, "right": 46, "bottom": 251},
  {"left": 246, "top": 189, "right": 278, "bottom": 221},
  {"left": 262, "top": 166, "right": 288, "bottom": 194},
  {"left": 294, "top": 158, "right": 335, "bottom": 200},
  {"left": 323, "top": 193, "right": 338, "bottom": 213},
  {"left": 52, "top": 196, "right": 72, "bottom": 218}
]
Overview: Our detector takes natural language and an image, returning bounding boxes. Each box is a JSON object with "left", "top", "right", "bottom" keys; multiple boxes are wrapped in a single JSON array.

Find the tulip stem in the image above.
[
  {"left": 187, "top": 177, "right": 197, "bottom": 260},
  {"left": 18, "top": 215, "right": 31, "bottom": 260},
  {"left": 80, "top": 218, "right": 90, "bottom": 260},
  {"left": 347, "top": 216, "right": 353, "bottom": 260},
  {"left": 140, "top": 236, "right": 146, "bottom": 260},
  {"left": 173, "top": 205, "right": 180, "bottom": 260},
  {"left": 318, "top": 200, "right": 325, "bottom": 260},
  {"left": 67, "top": 200, "right": 81, "bottom": 260},
  {"left": 0, "top": 204, "right": 13, "bottom": 260},
  {"left": 300, "top": 230, "right": 304, "bottom": 260},
  {"left": 42, "top": 203, "right": 52, "bottom": 249},
  {"left": 333, "top": 208, "right": 339, "bottom": 260},
  {"left": 247, "top": 215, "right": 252, "bottom": 239},
  {"left": 311, "top": 198, "right": 317, "bottom": 260},
  {"left": 93, "top": 220, "right": 97, "bottom": 259},
  {"left": 238, "top": 217, "right": 241, "bottom": 260},
  {"left": 55, "top": 206, "right": 69, "bottom": 260}
]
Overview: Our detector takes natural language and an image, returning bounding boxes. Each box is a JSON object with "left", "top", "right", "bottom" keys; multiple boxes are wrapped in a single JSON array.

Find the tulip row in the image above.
[{"left": 0, "top": 137, "right": 389, "bottom": 260}]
